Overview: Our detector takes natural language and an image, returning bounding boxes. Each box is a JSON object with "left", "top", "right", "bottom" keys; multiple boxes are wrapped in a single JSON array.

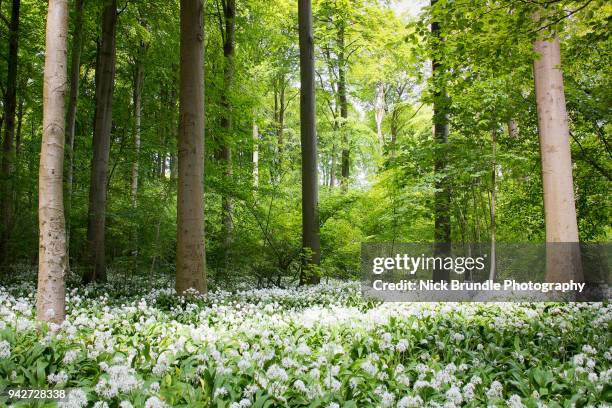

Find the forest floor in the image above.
[{"left": 0, "top": 274, "right": 610, "bottom": 407}]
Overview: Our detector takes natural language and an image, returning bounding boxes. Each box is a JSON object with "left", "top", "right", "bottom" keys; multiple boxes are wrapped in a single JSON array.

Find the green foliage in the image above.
[{"left": 0, "top": 0, "right": 609, "bottom": 281}]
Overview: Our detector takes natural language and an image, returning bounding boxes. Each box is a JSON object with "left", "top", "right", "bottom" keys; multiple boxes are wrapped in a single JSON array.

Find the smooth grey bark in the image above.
[
  {"left": 533, "top": 32, "right": 582, "bottom": 283},
  {"left": 298, "top": 0, "right": 321, "bottom": 285},
  {"left": 38, "top": 0, "right": 69, "bottom": 325},
  {"left": 176, "top": 0, "right": 206, "bottom": 294},
  {"left": 84, "top": 0, "right": 117, "bottom": 284}
]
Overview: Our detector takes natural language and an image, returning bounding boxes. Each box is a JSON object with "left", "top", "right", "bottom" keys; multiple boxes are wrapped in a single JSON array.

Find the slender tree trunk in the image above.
[
  {"left": 533, "top": 33, "right": 582, "bottom": 283},
  {"left": 131, "top": 49, "right": 144, "bottom": 209},
  {"left": 64, "top": 0, "right": 84, "bottom": 252},
  {"left": 176, "top": 0, "right": 206, "bottom": 294},
  {"left": 507, "top": 118, "right": 518, "bottom": 138},
  {"left": 252, "top": 120, "right": 259, "bottom": 188},
  {"left": 37, "top": 0, "right": 69, "bottom": 325},
  {"left": 338, "top": 24, "right": 349, "bottom": 188},
  {"left": 489, "top": 129, "right": 496, "bottom": 281},
  {"left": 219, "top": 0, "right": 236, "bottom": 274},
  {"left": 0, "top": 0, "right": 20, "bottom": 265},
  {"left": 329, "top": 143, "right": 337, "bottom": 188},
  {"left": 431, "top": 0, "right": 451, "bottom": 281},
  {"left": 390, "top": 107, "right": 399, "bottom": 158},
  {"left": 276, "top": 75, "right": 286, "bottom": 175},
  {"left": 84, "top": 0, "right": 117, "bottom": 284},
  {"left": 130, "top": 43, "right": 145, "bottom": 263},
  {"left": 15, "top": 98, "right": 23, "bottom": 156},
  {"left": 298, "top": 0, "right": 321, "bottom": 284},
  {"left": 375, "top": 83, "right": 385, "bottom": 146}
]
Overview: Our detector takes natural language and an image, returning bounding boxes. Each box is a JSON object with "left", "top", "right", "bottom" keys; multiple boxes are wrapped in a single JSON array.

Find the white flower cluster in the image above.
[{"left": 0, "top": 279, "right": 609, "bottom": 407}]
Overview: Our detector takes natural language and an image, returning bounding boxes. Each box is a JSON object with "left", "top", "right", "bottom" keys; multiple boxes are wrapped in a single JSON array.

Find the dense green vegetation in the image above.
[{"left": 0, "top": 0, "right": 608, "bottom": 287}]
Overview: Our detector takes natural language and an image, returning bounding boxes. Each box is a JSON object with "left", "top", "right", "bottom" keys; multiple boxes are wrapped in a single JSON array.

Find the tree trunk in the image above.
[
  {"left": 15, "top": 98, "right": 23, "bottom": 156},
  {"left": 431, "top": 0, "right": 451, "bottom": 281},
  {"left": 390, "top": 106, "right": 399, "bottom": 159},
  {"left": 489, "top": 129, "right": 496, "bottom": 281},
  {"left": 507, "top": 118, "right": 518, "bottom": 138},
  {"left": 84, "top": 0, "right": 117, "bottom": 284},
  {"left": 338, "top": 23, "right": 349, "bottom": 188},
  {"left": 176, "top": 0, "right": 206, "bottom": 294},
  {"left": 329, "top": 143, "right": 337, "bottom": 188},
  {"left": 219, "top": 0, "right": 236, "bottom": 274},
  {"left": 275, "top": 75, "right": 286, "bottom": 175},
  {"left": 64, "top": 0, "right": 84, "bottom": 252},
  {"left": 130, "top": 43, "right": 145, "bottom": 262},
  {"left": 375, "top": 83, "right": 385, "bottom": 146},
  {"left": 252, "top": 120, "right": 259, "bottom": 188},
  {"left": 37, "top": 0, "right": 69, "bottom": 325},
  {"left": 298, "top": 0, "right": 321, "bottom": 284},
  {"left": 131, "top": 46, "right": 145, "bottom": 209},
  {"left": 0, "top": 0, "right": 20, "bottom": 265},
  {"left": 533, "top": 33, "right": 582, "bottom": 283}
]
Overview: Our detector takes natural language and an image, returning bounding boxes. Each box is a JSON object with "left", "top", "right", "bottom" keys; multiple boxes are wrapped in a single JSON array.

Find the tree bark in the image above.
[
  {"left": 37, "top": 0, "right": 69, "bottom": 325},
  {"left": 533, "top": 33, "right": 582, "bottom": 283},
  {"left": 488, "top": 129, "right": 496, "bottom": 281},
  {"left": 252, "top": 120, "right": 259, "bottom": 188},
  {"left": 0, "top": 0, "right": 20, "bottom": 265},
  {"left": 298, "top": 0, "right": 321, "bottom": 284},
  {"left": 375, "top": 83, "right": 385, "bottom": 146},
  {"left": 431, "top": 0, "right": 451, "bottom": 281},
  {"left": 329, "top": 143, "right": 337, "bottom": 187},
  {"left": 390, "top": 106, "right": 399, "bottom": 159},
  {"left": 15, "top": 98, "right": 23, "bottom": 156},
  {"left": 131, "top": 48, "right": 144, "bottom": 208},
  {"left": 338, "top": 23, "right": 349, "bottom": 188},
  {"left": 507, "top": 118, "right": 518, "bottom": 138},
  {"left": 218, "top": 0, "right": 236, "bottom": 274},
  {"left": 130, "top": 41, "right": 145, "bottom": 260},
  {"left": 84, "top": 0, "right": 117, "bottom": 284},
  {"left": 64, "top": 0, "right": 84, "bottom": 251},
  {"left": 176, "top": 0, "right": 206, "bottom": 294}
]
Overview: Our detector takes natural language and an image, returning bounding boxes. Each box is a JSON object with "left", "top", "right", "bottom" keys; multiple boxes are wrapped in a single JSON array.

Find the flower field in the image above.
[{"left": 0, "top": 278, "right": 610, "bottom": 408}]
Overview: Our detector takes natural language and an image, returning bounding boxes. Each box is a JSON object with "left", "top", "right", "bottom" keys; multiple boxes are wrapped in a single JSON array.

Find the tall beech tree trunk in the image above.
[
  {"left": 338, "top": 23, "right": 349, "bottom": 188},
  {"left": 64, "top": 0, "right": 84, "bottom": 250},
  {"left": 533, "top": 33, "right": 582, "bottom": 283},
  {"left": 431, "top": 0, "right": 450, "bottom": 281},
  {"left": 130, "top": 42, "right": 145, "bottom": 260},
  {"left": 84, "top": 0, "right": 117, "bottom": 284},
  {"left": 37, "top": 0, "right": 69, "bottom": 325},
  {"left": 176, "top": 0, "right": 206, "bottom": 294},
  {"left": 0, "top": 0, "right": 20, "bottom": 265},
  {"left": 298, "top": 0, "right": 321, "bottom": 285},
  {"left": 219, "top": 0, "right": 236, "bottom": 274}
]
